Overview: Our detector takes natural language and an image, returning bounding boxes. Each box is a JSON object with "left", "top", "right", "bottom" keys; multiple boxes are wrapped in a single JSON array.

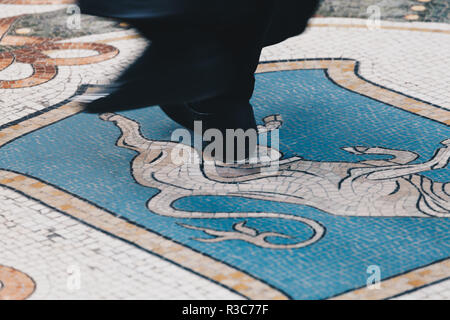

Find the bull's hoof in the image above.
[
  {"left": 342, "top": 146, "right": 369, "bottom": 155},
  {"left": 258, "top": 114, "right": 283, "bottom": 133}
]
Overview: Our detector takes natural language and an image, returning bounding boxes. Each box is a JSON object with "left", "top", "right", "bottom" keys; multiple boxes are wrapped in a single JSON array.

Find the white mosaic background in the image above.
[
  {"left": 393, "top": 279, "right": 450, "bottom": 300},
  {"left": 0, "top": 4, "right": 448, "bottom": 299}
]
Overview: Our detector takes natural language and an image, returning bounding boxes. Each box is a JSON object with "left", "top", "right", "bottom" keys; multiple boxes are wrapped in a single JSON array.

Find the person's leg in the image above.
[
  {"left": 160, "top": 2, "right": 274, "bottom": 162},
  {"left": 158, "top": 41, "right": 261, "bottom": 162}
]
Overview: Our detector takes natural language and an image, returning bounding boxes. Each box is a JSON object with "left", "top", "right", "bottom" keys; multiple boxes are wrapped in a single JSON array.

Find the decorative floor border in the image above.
[
  {"left": 0, "top": 14, "right": 119, "bottom": 89},
  {"left": 0, "top": 58, "right": 449, "bottom": 300}
]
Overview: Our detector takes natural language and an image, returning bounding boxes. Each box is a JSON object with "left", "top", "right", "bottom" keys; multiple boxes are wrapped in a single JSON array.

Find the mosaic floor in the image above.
[{"left": 0, "top": 0, "right": 449, "bottom": 300}]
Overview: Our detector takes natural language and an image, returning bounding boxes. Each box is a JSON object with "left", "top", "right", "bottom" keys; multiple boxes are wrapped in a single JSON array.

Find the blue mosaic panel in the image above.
[{"left": 0, "top": 69, "right": 448, "bottom": 299}]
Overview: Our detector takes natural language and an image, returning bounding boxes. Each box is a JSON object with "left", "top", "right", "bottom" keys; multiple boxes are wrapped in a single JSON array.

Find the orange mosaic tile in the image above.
[
  {"left": 0, "top": 0, "right": 449, "bottom": 300},
  {"left": 0, "top": 265, "right": 35, "bottom": 300}
]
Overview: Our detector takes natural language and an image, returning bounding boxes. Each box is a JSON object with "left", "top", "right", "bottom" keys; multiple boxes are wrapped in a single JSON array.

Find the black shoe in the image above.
[
  {"left": 160, "top": 98, "right": 258, "bottom": 163},
  {"left": 159, "top": 103, "right": 206, "bottom": 132}
]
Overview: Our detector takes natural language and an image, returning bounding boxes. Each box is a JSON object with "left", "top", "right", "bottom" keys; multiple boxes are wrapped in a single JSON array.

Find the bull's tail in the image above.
[{"left": 147, "top": 188, "right": 325, "bottom": 249}]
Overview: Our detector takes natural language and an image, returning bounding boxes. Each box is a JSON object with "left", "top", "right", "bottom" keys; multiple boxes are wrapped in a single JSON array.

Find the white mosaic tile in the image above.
[
  {"left": 0, "top": 186, "right": 242, "bottom": 300},
  {"left": 0, "top": 4, "right": 67, "bottom": 19},
  {"left": 393, "top": 279, "right": 450, "bottom": 300},
  {"left": 0, "top": 4, "right": 448, "bottom": 300}
]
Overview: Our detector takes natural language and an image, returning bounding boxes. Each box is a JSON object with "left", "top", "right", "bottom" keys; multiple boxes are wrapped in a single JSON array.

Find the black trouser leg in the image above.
[
  {"left": 160, "top": 3, "right": 274, "bottom": 162},
  {"left": 161, "top": 0, "right": 273, "bottom": 127}
]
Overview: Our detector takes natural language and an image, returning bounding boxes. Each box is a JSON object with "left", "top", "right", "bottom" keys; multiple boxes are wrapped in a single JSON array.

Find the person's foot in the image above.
[
  {"left": 160, "top": 98, "right": 258, "bottom": 163},
  {"left": 159, "top": 103, "right": 206, "bottom": 132}
]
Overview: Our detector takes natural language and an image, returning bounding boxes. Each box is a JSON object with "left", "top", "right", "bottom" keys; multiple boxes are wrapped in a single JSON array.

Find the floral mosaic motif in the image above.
[{"left": 0, "top": 14, "right": 118, "bottom": 89}]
